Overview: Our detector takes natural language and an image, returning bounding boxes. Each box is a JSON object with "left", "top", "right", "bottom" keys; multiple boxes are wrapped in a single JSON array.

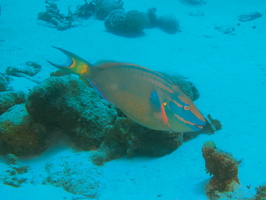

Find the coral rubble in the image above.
[
  {"left": 202, "top": 141, "right": 240, "bottom": 199},
  {"left": 6, "top": 61, "right": 41, "bottom": 77},
  {"left": 2, "top": 164, "right": 30, "bottom": 188},
  {"left": 215, "top": 25, "right": 235, "bottom": 35},
  {"left": 38, "top": 0, "right": 72, "bottom": 30},
  {"left": 45, "top": 153, "right": 101, "bottom": 198},
  {"left": 238, "top": 12, "right": 262, "bottom": 22},
  {"left": 38, "top": 0, "right": 96, "bottom": 30}
]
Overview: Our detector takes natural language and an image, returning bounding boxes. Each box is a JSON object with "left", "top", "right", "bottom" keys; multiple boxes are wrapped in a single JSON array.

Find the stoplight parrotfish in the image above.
[{"left": 48, "top": 47, "right": 206, "bottom": 133}]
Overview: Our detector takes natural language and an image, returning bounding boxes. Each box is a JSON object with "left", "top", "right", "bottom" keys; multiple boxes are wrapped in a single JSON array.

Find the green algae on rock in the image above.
[{"left": 0, "top": 104, "right": 49, "bottom": 157}]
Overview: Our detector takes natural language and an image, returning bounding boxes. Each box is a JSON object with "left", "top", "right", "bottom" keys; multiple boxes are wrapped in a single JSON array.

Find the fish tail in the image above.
[{"left": 47, "top": 47, "right": 91, "bottom": 76}]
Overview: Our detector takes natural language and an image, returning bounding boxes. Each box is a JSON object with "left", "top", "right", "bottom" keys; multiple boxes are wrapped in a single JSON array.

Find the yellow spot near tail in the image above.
[{"left": 80, "top": 64, "right": 88, "bottom": 74}]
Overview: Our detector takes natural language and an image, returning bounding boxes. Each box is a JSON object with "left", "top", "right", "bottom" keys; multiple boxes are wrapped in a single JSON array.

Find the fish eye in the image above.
[
  {"left": 184, "top": 105, "right": 190, "bottom": 110},
  {"left": 163, "top": 102, "right": 167, "bottom": 106}
]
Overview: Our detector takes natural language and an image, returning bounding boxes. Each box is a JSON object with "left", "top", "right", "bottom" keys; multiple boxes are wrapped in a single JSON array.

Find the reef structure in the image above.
[{"left": 0, "top": 57, "right": 221, "bottom": 163}]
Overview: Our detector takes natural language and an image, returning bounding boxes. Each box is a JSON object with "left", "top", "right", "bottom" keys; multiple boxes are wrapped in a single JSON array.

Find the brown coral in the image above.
[{"left": 202, "top": 141, "right": 240, "bottom": 199}]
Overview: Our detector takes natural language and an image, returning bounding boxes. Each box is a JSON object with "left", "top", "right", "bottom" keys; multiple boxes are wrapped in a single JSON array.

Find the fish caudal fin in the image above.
[{"left": 47, "top": 47, "right": 91, "bottom": 76}]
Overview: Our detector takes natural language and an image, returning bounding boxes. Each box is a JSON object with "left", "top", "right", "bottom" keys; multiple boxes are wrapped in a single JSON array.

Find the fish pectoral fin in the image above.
[
  {"left": 149, "top": 90, "right": 170, "bottom": 127},
  {"left": 149, "top": 90, "right": 161, "bottom": 113},
  {"left": 47, "top": 46, "right": 91, "bottom": 76}
]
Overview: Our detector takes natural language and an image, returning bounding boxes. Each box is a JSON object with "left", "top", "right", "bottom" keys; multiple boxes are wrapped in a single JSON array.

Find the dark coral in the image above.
[
  {"left": 146, "top": 7, "right": 158, "bottom": 28},
  {"left": 104, "top": 9, "right": 127, "bottom": 33},
  {"left": 92, "top": 117, "right": 183, "bottom": 165},
  {"left": 123, "top": 10, "right": 149, "bottom": 34},
  {"left": 26, "top": 76, "right": 117, "bottom": 150},
  {"left": 104, "top": 9, "right": 148, "bottom": 36},
  {"left": 104, "top": 8, "right": 180, "bottom": 36},
  {"left": 202, "top": 141, "right": 240, "bottom": 199},
  {"left": 94, "top": 0, "right": 124, "bottom": 20},
  {"left": 0, "top": 104, "right": 49, "bottom": 157},
  {"left": 157, "top": 15, "right": 180, "bottom": 34}
]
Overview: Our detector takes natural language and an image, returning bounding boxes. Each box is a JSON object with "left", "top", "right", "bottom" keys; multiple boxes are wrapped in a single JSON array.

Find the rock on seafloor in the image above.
[
  {"left": 202, "top": 141, "right": 243, "bottom": 200},
  {"left": 45, "top": 153, "right": 102, "bottom": 198},
  {"left": 0, "top": 91, "right": 27, "bottom": 115},
  {"left": 5, "top": 61, "right": 41, "bottom": 77},
  {"left": 0, "top": 73, "right": 11, "bottom": 92},
  {"left": 0, "top": 104, "right": 49, "bottom": 157},
  {"left": 92, "top": 117, "right": 183, "bottom": 166}
]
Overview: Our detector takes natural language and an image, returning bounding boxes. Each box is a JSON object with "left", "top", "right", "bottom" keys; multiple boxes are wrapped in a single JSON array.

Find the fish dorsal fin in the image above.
[{"left": 94, "top": 60, "right": 117, "bottom": 66}]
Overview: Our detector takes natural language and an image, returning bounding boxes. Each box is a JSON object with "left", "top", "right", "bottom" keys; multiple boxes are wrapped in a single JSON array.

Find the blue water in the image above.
[{"left": 0, "top": 0, "right": 265, "bottom": 199}]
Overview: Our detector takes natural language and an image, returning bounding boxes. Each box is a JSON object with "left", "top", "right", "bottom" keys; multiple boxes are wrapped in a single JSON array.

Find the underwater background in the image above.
[{"left": 0, "top": 0, "right": 266, "bottom": 199}]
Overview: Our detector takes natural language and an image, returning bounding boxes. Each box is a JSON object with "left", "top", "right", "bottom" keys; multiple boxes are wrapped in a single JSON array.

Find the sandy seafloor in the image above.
[{"left": 0, "top": 0, "right": 266, "bottom": 199}]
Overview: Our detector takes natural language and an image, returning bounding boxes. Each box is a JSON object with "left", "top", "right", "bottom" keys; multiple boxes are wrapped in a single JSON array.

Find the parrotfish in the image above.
[{"left": 48, "top": 47, "right": 206, "bottom": 132}]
